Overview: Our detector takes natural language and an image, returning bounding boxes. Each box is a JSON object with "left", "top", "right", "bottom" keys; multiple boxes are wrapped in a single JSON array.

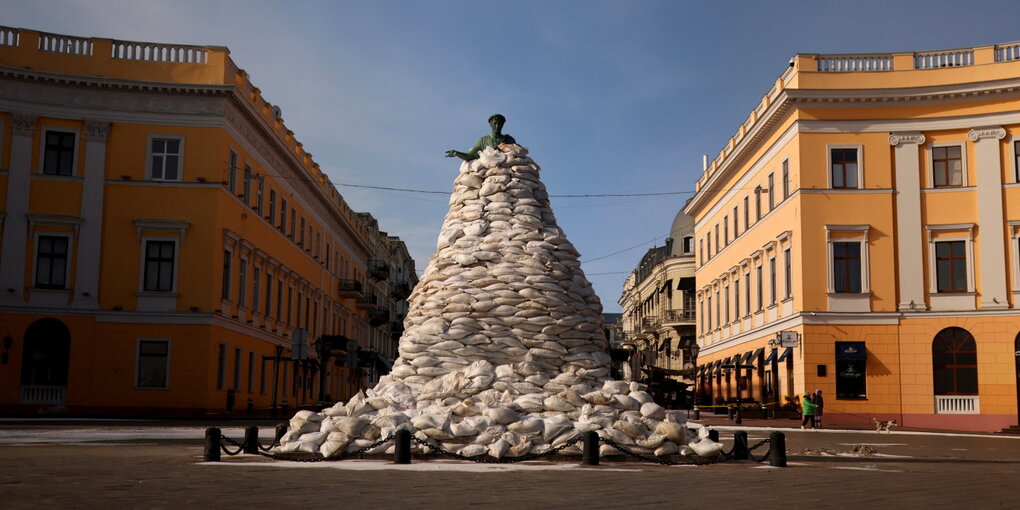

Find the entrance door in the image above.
[
  {"left": 1015, "top": 333, "right": 1020, "bottom": 425},
  {"left": 19, "top": 318, "right": 71, "bottom": 405}
]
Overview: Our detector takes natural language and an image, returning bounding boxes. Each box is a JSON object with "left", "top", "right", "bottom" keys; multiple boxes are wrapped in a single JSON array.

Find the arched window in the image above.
[{"left": 932, "top": 327, "right": 978, "bottom": 395}]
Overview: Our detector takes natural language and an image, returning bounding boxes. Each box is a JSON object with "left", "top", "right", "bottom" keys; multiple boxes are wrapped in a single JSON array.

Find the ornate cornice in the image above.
[
  {"left": 967, "top": 126, "right": 1006, "bottom": 141},
  {"left": 888, "top": 132, "right": 925, "bottom": 146}
]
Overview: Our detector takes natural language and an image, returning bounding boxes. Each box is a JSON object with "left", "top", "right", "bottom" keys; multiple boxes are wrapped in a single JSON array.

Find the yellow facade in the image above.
[
  {"left": 0, "top": 27, "right": 416, "bottom": 416},
  {"left": 685, "top": 42, "right": 1020, "bottom": 431}
]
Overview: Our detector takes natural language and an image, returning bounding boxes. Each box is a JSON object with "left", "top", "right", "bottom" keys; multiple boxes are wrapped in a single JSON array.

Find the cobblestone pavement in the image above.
[{"left": 1, "top": 418, "right": 1018, "bottom": 509}]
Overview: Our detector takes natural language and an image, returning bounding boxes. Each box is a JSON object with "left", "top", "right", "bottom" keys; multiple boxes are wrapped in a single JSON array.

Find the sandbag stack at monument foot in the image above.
[{"left": 274, "top": 144, "right": 721, "bottom": 459}]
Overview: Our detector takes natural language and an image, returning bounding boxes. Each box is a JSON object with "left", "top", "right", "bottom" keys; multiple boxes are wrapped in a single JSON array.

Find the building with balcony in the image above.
[
  {"left": 0, "top": 27, "right": 415, "bottom": 416},
  {"left": 685, "top": 41, "right": 1020, "bottom": 432},
  {"left": 618, "top": 210, "right": 697, "bottom": 407}
]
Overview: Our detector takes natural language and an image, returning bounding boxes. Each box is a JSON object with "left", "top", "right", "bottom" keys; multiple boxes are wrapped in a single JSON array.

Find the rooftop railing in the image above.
[
  {"left": 38, "top": 31, "right": 92, "bottom": 56},
  {"left": 111, "top": 40, "right": 208, "bottom": 63},
  {"left": 816, "top": 54, "right": 892, "bottom": 72},
  {"left": 0, "top": 26, "right": 17, "bottom": 47},
  {"left": 914, "top": 48, "right": 973, "bottom": 69}
]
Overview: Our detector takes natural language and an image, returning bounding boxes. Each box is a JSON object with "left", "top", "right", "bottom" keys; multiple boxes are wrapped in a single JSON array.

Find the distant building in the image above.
[
  {"left": 618, "top": 210, "right": 697, "bottom": 406},
  {"left": 0, "top": 27, "right": 415, "bottom": 416},
  {"left": 685, "top": 41, "right": 1020, "bottom": 431}
]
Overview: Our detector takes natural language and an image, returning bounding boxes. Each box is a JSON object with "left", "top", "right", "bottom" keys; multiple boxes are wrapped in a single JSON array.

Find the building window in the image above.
[
  {"left": 783, "top": 248, "right": 792, "bottom": 299},
  {"left": 260, "top": 357, "right": 268, "bottom": 394},
  {"left": 221, "top": 250, "right": 232, "bottom": 300},
  {"left": 265, "top": 272, "right": 273, "bottom": 317},
  {"left": 699, "top": 239, "right": 704, "bottom": 264},
  {"left": 252, "top": 266, "right": 261, "bottom": 314},
  {"left": 715, "top": 289, "right": 720, "bottom": 329},
  {"left": 300, "top": 218, "right": 306, "bottom": 247},
  {"left": 830, "top": 147, "right": 860, "bottom": 189},
  {"left": 290, "top": 208, "right": 296, "bottom": 239},
  {"left": 137, "top": 339, "right": 170, "bottom": 389},
  {"left": 714, "top": 224, "right": 719, "bottom": 252},
  {"left": 276, "top": 280, "right": 284, "bottom": 319},
  {"left": 706, "top": 295, "right": 712, "bottom": 331},
  {"left": 683, "top": 237, "right": 694, "bottom": 253},
  {"left": 268, "top": 189, "right": 277, "bottom": 223},
  {"left": 755, "top": 264, "right": 763, "bottom": 311},
  {"left": 255, "top": 176, "right": 264, "bottom": 214},
  {"left": 34, "top": 235, "right": 69, "bottom": 289},
  {"left": 767, "top": 172, "right": 775, "bottom": 211},
  {"left": 243, "top": 165, "right": 252, "bottom": 203},
  {"left": 832, "top": 242, "right": 862, "bottom": 293},
  {"left": 754, "top": 186, "right": 762, "bottom": 221},
  {"left": 835, "top": 341, "right": 867, "bottom": 399},
  {"left": 233, "top": 347, "right": 242, "bottom": 391},
  {"left": 935, "top": 241, "right": 967, "bottom": 293},
  {"left": 280, "top": 198, "right": 288, "bottom": 231},
  {"left": 238, "top": 258, "right": 248, "bottom": 307},
  {"left": 932, "top": 145, "right": 964, "bottom": 187},
  {"left": 732, "top": 208, "right": 739, "bottom": 238},
  {"left": 723, "top": 216, "right": 729, "bottom": 246},
  {"left": 768, "top": 257, "right": 777, "bottom": 305},
  {"left": 743, "top": 196, "right": 749, "bottom": 230},
  {"left": 932, "top": 327, "right": 978, "bottom": 395},
  {"left": 227, "top": 151, "right": 237, "bottom": 194},
  {"left": 247, "top": 351, "right": 255, "bottom": 393},
  {"left": 143, "top": 240, "right": 176, "bottom": 292},
  {"left": 216, "top": 343, "right": 227, "bottom": 390},
  {"left": 723, "top": 285, "right": 730, "bottom": 323},
  {"left": 743, "top": 270, "right": 751, "bottom": 314},
  {"left": 43, "top": 130, "right": 76, "bottom": 176},
  {"left": 707, "top": 232, "right": 712, "bottom": 259},
  {"left": 733, "top": 278, "right": 740, "bottom": 320},
  {"left": 149, "top": 137, "right": 183, "bottom": 181},
  {"left": 1014, "top": 140, "right": 1020, "bottom": 182},
  {"left": 782, "top": 159, "right": 790, "bottom": 199}
]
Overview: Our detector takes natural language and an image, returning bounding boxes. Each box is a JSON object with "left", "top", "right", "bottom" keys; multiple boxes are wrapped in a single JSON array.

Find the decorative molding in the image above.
[
  {"left": 84, "top": 120, "right": 111, "bottom": 142},
  {"left": 28, "top": 214, "right": 84, "bottom": 240},
  {"left": 11, "top": 113, "right": 36, "bottom": 136},
  {"left": 889, "top": 132, "right": 925, "bottom": 146},
  {"left": 134, "top": 219, "right": 190, "bottom": 242},
  {"left": 967, "top": 126, "right": 1006, "bottom": 142}
]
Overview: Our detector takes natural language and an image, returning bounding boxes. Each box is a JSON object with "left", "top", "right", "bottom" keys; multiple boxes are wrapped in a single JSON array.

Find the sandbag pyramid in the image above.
[{"left": 274, "top": 144, "right": 721, "bottom": 459}]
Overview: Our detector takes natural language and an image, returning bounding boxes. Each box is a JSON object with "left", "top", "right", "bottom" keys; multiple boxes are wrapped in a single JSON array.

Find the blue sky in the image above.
[{"left": 4, "top": 0, "right": 1019, "bottom": 312}]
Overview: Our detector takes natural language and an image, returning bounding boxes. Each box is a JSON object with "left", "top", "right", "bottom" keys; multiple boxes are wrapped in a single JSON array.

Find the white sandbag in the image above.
[
  {"left": 602, "top": 381, "right": 630, "bottom": 394},
  {"left": 488, "top": 439, "right": 510, "bottom": 459},
  {"left": 333, "top": 417, "right": 372, "bottom": 437},
  {"left": 688, "top": 437, "right": 724, "bottom": 457},
  {"left": 611, "top": 394, "right": 640, "bottom": 411},
  {"left": 485, "top": 407, "right": 520, "bottom": 425},
  {"left": 654, "top": 421, "right": 687, "bottom": 444},
  {"left": 654, "top": 442, "right": 680, "bottom": 457},
  {"left": 640, "top": 402, "right": 666, "bottom": 420},
  {"left": 507, "top": 418, "right": 544, "bottom": 436},
  {"left": 322, "top": 402, "right": 349, "bottom": 417}
]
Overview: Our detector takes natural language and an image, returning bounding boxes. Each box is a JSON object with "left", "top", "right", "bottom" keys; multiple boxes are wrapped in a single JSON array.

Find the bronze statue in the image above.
[{"left": 445, "top": 114, "right": 517, "bottom": 161}]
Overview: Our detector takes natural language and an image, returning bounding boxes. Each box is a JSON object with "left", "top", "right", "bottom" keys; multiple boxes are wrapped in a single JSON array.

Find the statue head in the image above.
[{"left": 488, "top": 114, "right": 506, "bottom": 130}]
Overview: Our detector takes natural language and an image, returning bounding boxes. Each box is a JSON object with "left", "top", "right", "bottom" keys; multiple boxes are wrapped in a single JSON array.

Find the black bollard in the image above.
[
  {"left": 243, "top": 425, "right": 259, "bottom": 454},
  {"left": 769, "top": 431, "right": 787, "bottom": 467},
  {"left": 274, "top": 423, "right": 288, "bottom": 446},
  {"left": 204, "top": 427, "right": 221, "bottom": 462},
  {"left": 692, "top": 408, "right": 700, "bottom": 420},
  {"left": 394, "top": 429, "right": 411, "bottom": 464},
  {"left": 708, "top": 429, "right": 719, "bottom": 443},
  {"left": 727, "top": 405, "right": 734, "bottom": 420},
  {"left": 760, "top": 404, "right": 769, "bottom": 420},
  {"left": 581, "top": 431, "right": 599, "bottom": 466},
  {"left": 732, "top": 430, "right": 749, "bottom": 460}
]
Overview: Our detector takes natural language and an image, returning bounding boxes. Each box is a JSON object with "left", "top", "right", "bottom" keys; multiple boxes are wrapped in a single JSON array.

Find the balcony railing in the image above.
[
  {"left": 338, "top": 279, "right": 362, "bottom": 297},
  {"left": 367, "top": 259, "right": 390, "bottom": 280},
  {"left": 914, "top": 49, "right": 973, "bottom": 69},
  {"left": 38, "top": 31, "right": 92, "bottom": 56},
  {"left": 0, "top": 27, "right": 18, "bottom": 47},
  {"left": 662, "top": 309, "right": 696, "bottom": 325},
  {"left": 111, "top": 40, "right": 208, "bottom": 63},
  {"left": 20, "top": 385, "right": 66, "bottom": 405},
  {"left": 816, "top": 54, "right": 892, "bottom": 72},
  {"left": 640, "top": 317, "right": 660, "bottom": 333},
  {"left": 996, "top": 42, "right": 1020, "bottom": 62},
  {"left": 356, "top": 292, "right": 378, "bottom": 310},
  {"left": 390, "top": 282, "right": 411, "bottom": 300},
  {"left": 935, "top": 395, "right": 979, "bottom": 414}
]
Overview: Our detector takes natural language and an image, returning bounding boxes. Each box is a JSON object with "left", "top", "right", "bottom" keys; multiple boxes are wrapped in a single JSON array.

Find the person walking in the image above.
[
  {"left": 801, "top": 392, "right": 816, "bottom": 430},
  {"left": 814, "top": 389, "right": 825, "bottom": 428}
]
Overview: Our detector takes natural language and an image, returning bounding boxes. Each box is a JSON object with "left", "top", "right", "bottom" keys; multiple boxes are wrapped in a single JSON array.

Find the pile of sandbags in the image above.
[
  {"left": 274, "top": 144, "right": 722, "bottom": 459},
  {"left": 275, "top": 363, "right": 721, "bottom": 459}
]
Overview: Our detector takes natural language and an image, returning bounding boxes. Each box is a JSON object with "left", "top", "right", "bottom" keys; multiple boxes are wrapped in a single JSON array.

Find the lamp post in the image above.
[{"left": 690, "top": 343, "right": 700, "bottom": 414}]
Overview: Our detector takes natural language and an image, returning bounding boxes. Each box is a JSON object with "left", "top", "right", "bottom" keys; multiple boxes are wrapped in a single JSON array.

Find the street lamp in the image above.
[{"left": 690, "top": 343, "right": 700, "bottom": 415}]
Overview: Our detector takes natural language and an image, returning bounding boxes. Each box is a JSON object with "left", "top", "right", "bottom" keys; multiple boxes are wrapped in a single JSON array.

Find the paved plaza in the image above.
[{"left": 1, "top": 417, "right": 1017, "bottom": 509}]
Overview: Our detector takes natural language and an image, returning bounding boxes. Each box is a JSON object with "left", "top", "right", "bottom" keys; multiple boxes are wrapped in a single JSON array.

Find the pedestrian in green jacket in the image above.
[{"left": 801, "top": 393, "right": 817, "bottom": 430}]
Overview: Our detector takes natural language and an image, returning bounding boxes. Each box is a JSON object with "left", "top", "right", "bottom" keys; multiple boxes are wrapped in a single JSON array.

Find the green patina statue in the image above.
[{"left": 445, "top": 114, "right": 517, "bottom": 161}]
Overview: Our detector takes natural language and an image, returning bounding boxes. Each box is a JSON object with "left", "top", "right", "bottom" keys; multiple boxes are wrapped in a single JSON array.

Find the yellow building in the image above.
[
  {"left": 618, "top": 210, "right": 697, "bottom": 407},
  {"left": 0, "top": 27, "right": 416, "bottom": 416},
  {"left": 685, "top": 42, "right": 1020, "bottom": 432}
]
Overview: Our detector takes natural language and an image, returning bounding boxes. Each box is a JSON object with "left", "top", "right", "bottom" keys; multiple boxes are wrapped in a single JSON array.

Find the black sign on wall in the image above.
[{"left": 835, "top": 341, "right": 867, "bottom": 400}]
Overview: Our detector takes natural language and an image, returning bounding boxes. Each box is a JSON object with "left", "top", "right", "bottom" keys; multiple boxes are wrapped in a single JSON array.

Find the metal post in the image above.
[
  {"left": 274, "top": 423, "right": 288, "bottom": 447},
  {"left": 708, "top": 429, "right": 719, "bottom": 442},
  {"left": 243, "top": 425, "right": 259, "bottom": 454},
  {"left": 581, "top": 431, "right": 599, "bottom": 466},
  {"left": 732, "top": 430, "right": 749, "bottom": 460},
  {"left": 692, "top": 408, "right": 700, "bottom": 420},
  {"left": 760, "top": 403, "right": 768, "bottom": 419},
  {"left": 769, "top": 431, "right": 787, "bottom": 467},
  {"left": 727, "top": 405, "right": 734, "bottom": 421},
  {"left": 394, "top": 429, "right": 411, "bottom": 464},
  {"left": 204, "top": 427, "right": 221, "bottom": 462}
]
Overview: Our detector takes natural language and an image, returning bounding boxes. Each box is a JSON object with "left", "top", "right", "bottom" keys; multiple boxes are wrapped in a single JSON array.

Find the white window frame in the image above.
[
  {"left": 825, "top": 225, "right": 871, "bottom": 312},
  {"left": 135, "top": 338, "right": 171, "bottom": 390},
  {"left": 138, "top": 236, "right": 180, "bottom": 294},
  {"left": 926, "top": 224, "right": 976, "bottom": 311},
  {"left": 32, "top": 232, "right": 73, "bottom": 290},
  {"left": 927, "top": 142, "right": 968, "bottom": 188},
  {"left": 146, "top": 134, "right": 184, "bottom": 182},
  {"left": 39, "top": 126, "right": 79, "bottom": 177},
  {"left": 827, "top": 144, "right": 864, "bottom": 189}
]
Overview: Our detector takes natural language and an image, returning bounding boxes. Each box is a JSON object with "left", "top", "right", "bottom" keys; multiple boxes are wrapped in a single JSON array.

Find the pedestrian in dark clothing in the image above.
[{"left": 814, "top": 389, "right": 825, "bottom": 428}]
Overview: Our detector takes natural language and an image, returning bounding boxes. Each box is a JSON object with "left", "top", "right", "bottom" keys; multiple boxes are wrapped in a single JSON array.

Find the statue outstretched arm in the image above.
[{"left": 445, "top": 137, "right": 488, "bottom": 161}]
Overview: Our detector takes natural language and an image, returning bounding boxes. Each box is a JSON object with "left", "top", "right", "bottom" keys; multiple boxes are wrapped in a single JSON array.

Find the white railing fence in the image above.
[
  {"left": 38, "top": 32, "right": 93, "bottom": 56},
  {"left": 935, "top": 395, "right": 979, "bottom": 414},
  {"left": 20, "top": 385, "right": 66, "bottom": 405},
  {"left": 995, "top": 42, "right": 1020, "bottom": 62},
  {"left": 111, "top": 41, "right": 208, "bottom": 63},
  {"left": 914, "top": 49, "right": 973, "bottom": 69},
  {"left": 817, "top": 54, "right": 893, "bottom": 72},
  {"left": 0, "top": 26, "right": 18, "bottom": 47}
]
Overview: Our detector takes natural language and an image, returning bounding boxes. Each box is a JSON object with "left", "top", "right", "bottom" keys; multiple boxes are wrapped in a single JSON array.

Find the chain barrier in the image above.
[{"left": 215, "top": 428, "right": 772, "bottom": 466}]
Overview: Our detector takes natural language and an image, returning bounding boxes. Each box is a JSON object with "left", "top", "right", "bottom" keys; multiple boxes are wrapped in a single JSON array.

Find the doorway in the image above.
[{"left": 19, "top": 318, "right": 71, "bottom": 405}]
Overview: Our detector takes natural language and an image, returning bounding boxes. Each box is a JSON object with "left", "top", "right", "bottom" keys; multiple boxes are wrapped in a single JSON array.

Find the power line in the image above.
[{"left": 337, "top": 182, "right": 693, "bottom": 198}]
